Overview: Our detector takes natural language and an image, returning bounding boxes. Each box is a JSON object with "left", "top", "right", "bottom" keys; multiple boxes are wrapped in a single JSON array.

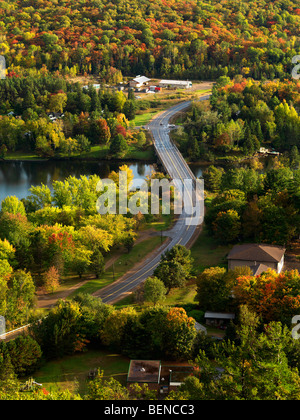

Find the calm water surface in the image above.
[
  {"left": 0, "top": 160, "right": 157, "bottom": 205},
  {"left": 0, "top": 159, "right": 205, "bottom": 205}
]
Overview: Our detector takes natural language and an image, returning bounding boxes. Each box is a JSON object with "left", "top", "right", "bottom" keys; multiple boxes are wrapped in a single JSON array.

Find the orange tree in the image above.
[{"left": 234, "top": 270, "right": 300, "bottom": 324}]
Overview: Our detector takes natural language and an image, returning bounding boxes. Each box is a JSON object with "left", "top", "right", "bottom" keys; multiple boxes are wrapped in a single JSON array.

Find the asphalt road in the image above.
[
  {"left": 97, "top": 96, "right": 210, "bottom": 304},
  {"left": 0, "top": 95, "right": 210, "bottom": 342}
]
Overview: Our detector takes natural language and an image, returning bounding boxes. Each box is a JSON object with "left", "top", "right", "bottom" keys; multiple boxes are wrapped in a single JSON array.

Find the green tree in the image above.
[
  {"left": 4, "top": 335, "right": 42, "bottom": 377},
  {"left": 154, "top": 245, "right": 193, "bottom": 293},
  {"left": 1, "top": 196, "right": 26, "bottom": 216},
  {"left": 196, "top": 267, "right": 232, "bottom": 312},
  {"left": 90, "top": 249, "right": 105, "bottom": 279},
  {"left": 85, "top": 370, "right": 129, "bottom": 400},
  {"left": 123, "top": 99, "right": 136, "bottom": 121},
  {"left": 109, "top": 133, "right": 128, "bottom": 158},
  {"left": 27, "top": 184, "right": 52, "bottom": 210},
  {"left": 203, "top": 166, "right": 225, "bottom": 193},
  {"left": 6, "top": 270, "right": 36, "bottom": 328},
  {"left": 212, "top": 209, "right": 241, "bottom": 244},
  {"left": 174, "top": 306, "right": 300, "bottom": 400},
  {"left": 70, "top": 246, "right": 93, "bottom": 279},
  {"left": 162, "top": 307, "right": 197, "bottom": 360},
  {"left": 143, "top": 276, "right": 167, "bottom": 305},
  {"left": 30, "top": 300, "right": 87, "bottom": 360}
]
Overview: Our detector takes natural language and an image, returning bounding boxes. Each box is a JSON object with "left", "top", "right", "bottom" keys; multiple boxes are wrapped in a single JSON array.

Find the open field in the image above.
[
  {"left": 190, "top": 226, "right": 231, "bottom": 275},
  {"left": 31, "top": 349, "right": 130, "bottom": 396}
]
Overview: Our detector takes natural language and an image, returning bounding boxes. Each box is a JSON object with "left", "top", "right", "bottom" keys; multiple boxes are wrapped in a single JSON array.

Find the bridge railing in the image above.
[{"left": 0, "top": 323, "right": 31, "bottom": 341}]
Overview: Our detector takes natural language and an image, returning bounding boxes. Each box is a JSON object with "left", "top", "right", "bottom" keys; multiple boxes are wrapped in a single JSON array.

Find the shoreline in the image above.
[
  {"left": 0, "top": 152, "right": 274, "bottom": 169},
  {"left": 0, "top": 155, "right": 157, "bottom": 164}
]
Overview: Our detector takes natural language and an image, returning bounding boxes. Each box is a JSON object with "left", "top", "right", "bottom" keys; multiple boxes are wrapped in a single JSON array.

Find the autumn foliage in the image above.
[{"left": 234, "top": 270, "right": 300, "bottom": 323}]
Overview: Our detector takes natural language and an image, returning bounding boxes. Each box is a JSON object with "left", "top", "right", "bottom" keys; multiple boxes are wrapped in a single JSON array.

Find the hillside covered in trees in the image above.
[{"left": 0, "top": 0, "right": 300, "bottom": 80}]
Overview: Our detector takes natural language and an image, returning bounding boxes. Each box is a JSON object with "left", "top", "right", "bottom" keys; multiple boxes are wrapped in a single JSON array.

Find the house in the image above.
[
  {"left": 159, "top": 79, "right": 192, "bottom": 89},
  {"left": 227, "top": 243, "right": 286, "bottom": 274},
  {"left": 129, "top": 76, "right": 151, "bottom": 88},
  {"left": 126, "top": 360, "right": 194, "bottom": 394},
  {"left": 47, "top": 112, "right": 65, "bottom": 122},
  {"left": 204, "top": 312, "right": 235, "bottom": 327}
]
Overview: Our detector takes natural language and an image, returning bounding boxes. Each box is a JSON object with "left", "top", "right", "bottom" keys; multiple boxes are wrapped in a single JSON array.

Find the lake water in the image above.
[{"left": 0, "top": 160, "right": 205, "bottom": 205}]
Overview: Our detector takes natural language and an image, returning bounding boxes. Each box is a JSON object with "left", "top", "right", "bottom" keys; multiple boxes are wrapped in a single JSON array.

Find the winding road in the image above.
[
  {"left": 97, "top": 95, "right": 210, "bottom": 304},
  {"left": 0, "top": 94, "right": 210, "bottom": 341}
]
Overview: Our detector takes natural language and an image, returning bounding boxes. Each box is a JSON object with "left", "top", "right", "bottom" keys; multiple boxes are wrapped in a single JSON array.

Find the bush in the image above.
[{"left": 188, "top": 309, "right": 205, "bottom": 323}]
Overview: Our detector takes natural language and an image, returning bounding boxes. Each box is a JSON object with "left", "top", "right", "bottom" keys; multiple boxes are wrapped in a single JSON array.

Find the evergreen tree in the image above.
[{"left": 109, "top": 133, "right": 128, "bottom": 158}]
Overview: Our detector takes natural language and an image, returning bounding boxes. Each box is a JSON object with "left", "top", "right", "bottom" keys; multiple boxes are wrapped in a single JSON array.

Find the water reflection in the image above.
[{"left": 0, "top": 160, "right": 156, "bottom": 204}]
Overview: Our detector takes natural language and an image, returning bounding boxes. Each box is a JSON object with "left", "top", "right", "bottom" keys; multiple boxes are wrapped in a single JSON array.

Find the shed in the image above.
[{"left": 204, "top": 311, "right": 235, "bottom": 327}]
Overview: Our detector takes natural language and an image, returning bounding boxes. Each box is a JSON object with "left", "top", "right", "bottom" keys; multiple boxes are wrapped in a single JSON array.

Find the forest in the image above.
[
  {"left": 0, "top": 75, "right": 145, "bottom": 158},
  {"left": 0, "top": 0, "right": 300, "bottom": 80},
  {"left": 175, "top": 76, "right": 300, "bottom": 161}
]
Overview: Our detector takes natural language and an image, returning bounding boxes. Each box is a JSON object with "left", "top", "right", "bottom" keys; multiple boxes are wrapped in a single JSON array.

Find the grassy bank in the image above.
[{"left": 4, "top": 143, "right": 156, "bottom": 162}]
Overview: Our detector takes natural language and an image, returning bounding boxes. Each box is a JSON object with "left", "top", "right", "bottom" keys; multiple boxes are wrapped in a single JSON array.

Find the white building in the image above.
[
  {"left": 129, "top": 76, "right": 151, "bottom": 88},
  {"left": 159, "top": 79, "right": 193, "bottom": 89}
]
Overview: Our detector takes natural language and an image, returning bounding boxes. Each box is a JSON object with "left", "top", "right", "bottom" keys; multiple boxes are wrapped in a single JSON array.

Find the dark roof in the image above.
[
  {"left": 204, "top": 312, "right": 235, "bottom": 320},
  {"left": 127, "top": 360, "right": 161, "bottom": 383},
  {"left": 250, "top": 264, "right": 272, "bottom": 276},
  {"left": 227, "top": 244, "right": 285, "bottom": 263},
  {"left": 160, "top": 365, "right": 195, "bottom": 386}
]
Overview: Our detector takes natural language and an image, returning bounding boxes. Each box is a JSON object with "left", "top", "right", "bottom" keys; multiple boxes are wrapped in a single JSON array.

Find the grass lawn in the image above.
[
  {"left": 69, "top": 235, "right": 165, "bottom": 298},
  {"left": 31, "top": 349, "right": 130, "bottom": 396},
  {"left": 114, "top": 279, "right": 197, "bottom": 310},
  {"left": 143, "top": 213, "right": 174, "bottom": 232},
  {"left": 77, "top": 144, "right": 109, "bottom": 159},
  {"left": 133, "top": 110, "right": 159, "bottom": 127},
  {"left": 5, "top": 151, "right": 47, "bottom": 160},
  {"left": 163, "top": 280, "right": 198, "bottom": 307},
  {"left": 114, "top": 224, "right": 230, "bottom": 310},
  {"left": 190, "top": 225, "right": 231, "bottom": 275},
  {"left": 4, "top": 143, "right": 155, "bottom": 162},
  {"left": 125, "top": 144, "right": 155, "bottom": 160}
]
